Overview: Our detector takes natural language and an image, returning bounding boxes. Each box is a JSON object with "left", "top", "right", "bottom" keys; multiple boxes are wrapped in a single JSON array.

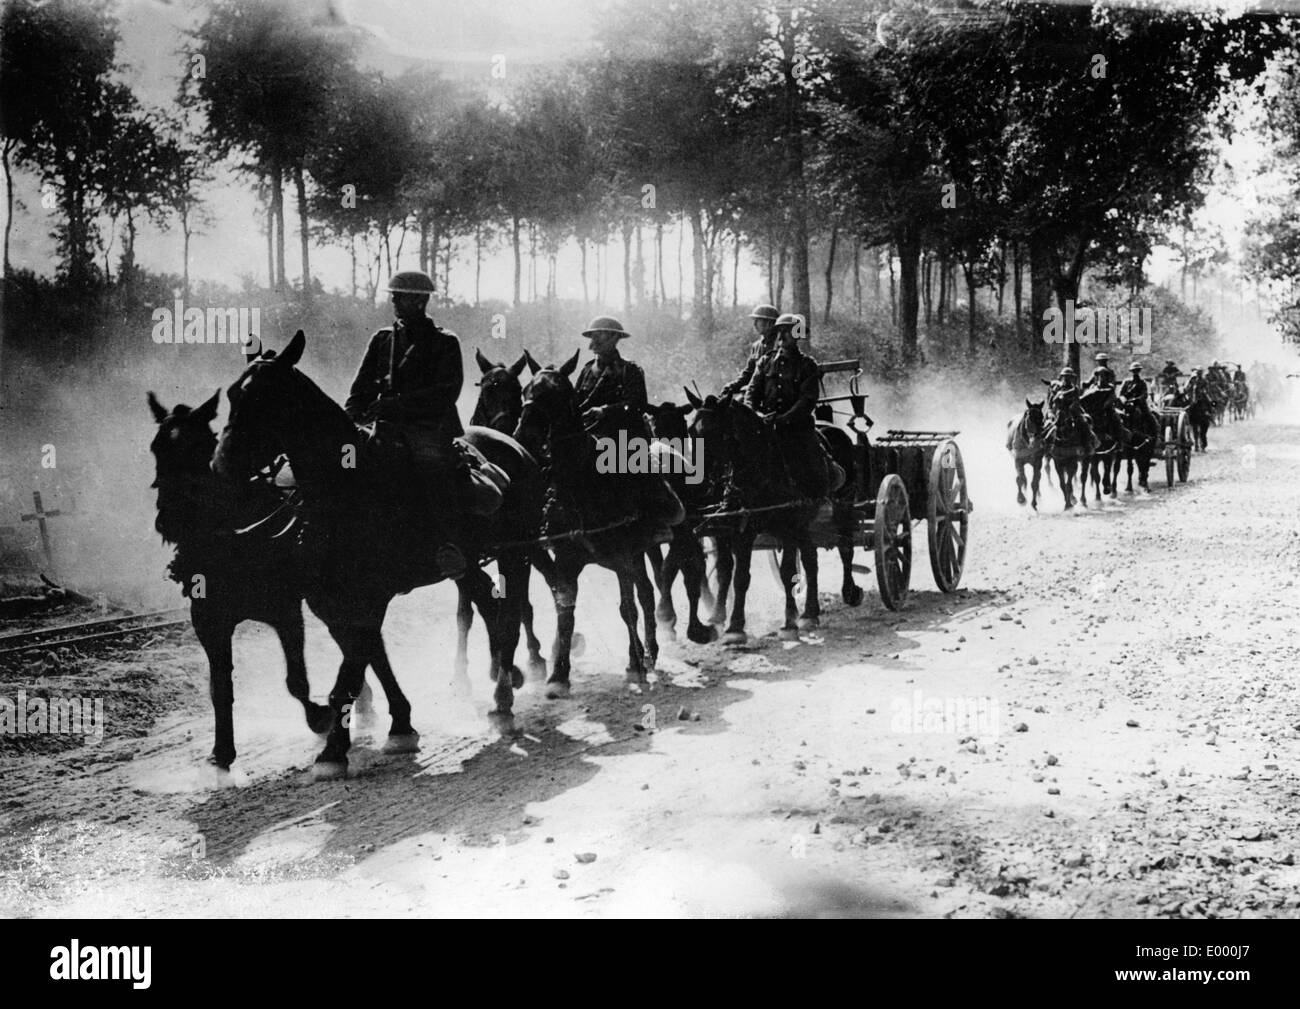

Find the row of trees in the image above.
[{"left": 3, "top": 0, "right": 1296, "bottom": 373}]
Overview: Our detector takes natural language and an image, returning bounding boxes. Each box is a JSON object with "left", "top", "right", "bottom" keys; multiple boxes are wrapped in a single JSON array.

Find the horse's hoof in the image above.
[
  {"left": 624, "top": 680, "right": 644, "bottom": 695},
  {"left": 311, "top": 761, "right": 348, "bottom": 782},
  {"left": 656, "top": 621, "right": 678, "bottom": 641},
  {"left": 687, "top": 623, "right": 719, "bottom": 645},
  {"left": 206, "top": 754, "right": 233, "bottom": 773},
  {"left": 382, "top": 732, "right": 420, "bottom": 755},
  {"left": 570, "top": 632, "right": 586, "bottom": 658},
  {"left": 798, "top": 616, "right": 820, "bottom": 631},
  {"left": 509, "top": 665, "right": 525, "bottom": 690},
  {"left": 843, "top": 584, "right": 865, "bottom": 607},
  {"left": 721, "top": 630, "right": 747, "bottom": 646},
  {"left": 488, "top": 710, "right": 516, "bottom": 736},
  {"left": 779, "top": 627, "right": 800, "bottom": 641},
  {"left": 545, "top": 681, "right": 572, "bottom": 700},
  {"left": 526, "top": 655, "right": 548, "bottom": 680},
  {"left": 1016, "top": 493, "right": 1026, "bottom": 505}
]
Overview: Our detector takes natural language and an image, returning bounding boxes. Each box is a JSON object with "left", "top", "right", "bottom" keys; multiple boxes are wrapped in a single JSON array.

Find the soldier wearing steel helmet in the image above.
[
  {"left": 574, "top": 316, "right": 648, "bottom": 431},
  {"left": 345, "top": 270, "right": 468, "bottom": 578},
  {"left": 720, "top": 304, "right": 780, "bottom": 398},
  {"left": 1082, "top": 351, "right": 1116, "bottom": 392},
  {"left": 744, "top": 313, "right": 830, "bottom": 499}
]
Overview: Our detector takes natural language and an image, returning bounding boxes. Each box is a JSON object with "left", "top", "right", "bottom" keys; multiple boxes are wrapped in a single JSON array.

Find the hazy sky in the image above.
[{"left": 2, "top": 0, "right": 1293, "bottom": 306}]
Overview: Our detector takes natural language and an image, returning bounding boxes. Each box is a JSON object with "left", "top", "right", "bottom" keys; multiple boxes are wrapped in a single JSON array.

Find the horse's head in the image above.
[
  {"left": 472, "top": 349, "right": 529, "bottom": 433},
  {"left": 646, "top": 399, "right": 694, "bottom": 442},
  {"left": 514, "top": 348, "right": 581, "bottom": 459},
  {"left": 148, "top": 390, "right": 219, "bottom": 480},
  {"left": 1023, "top": 398, "right": 1045, "bottom": 438},
  {"left": 213, "top": 330, "right": 307, "bottom": 482}
]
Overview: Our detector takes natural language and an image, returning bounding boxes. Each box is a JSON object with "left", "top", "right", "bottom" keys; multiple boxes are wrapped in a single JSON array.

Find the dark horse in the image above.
[
  {"left": 213, "top": 331, "right": 545, "bottom": 779},
  {"left": 459, "top": 348, "right": 553, "bottom": 685},
  {"left": 1166, "top": 387, "right": 1212, "bottom": 452},
  {"left": 512, "top": 351, "right": 685, "bottom": 697},
  {"left": 1118, "top": 397, "right": 1157, "bottom": 493},
  {"left": 1043, "top": 388, "right": 1090, "bottom": 511},
  {"left": 644, "top": 398, "right": 721, "bottom": 645},
  {"left": 1079, "top": 387, "right": 1127, "bottom": 505},
  {"left": 148, "top": 390, "right": 406, "bottom": 772},
  {"left": 1005, "top": 398, "right": 1047, "bottom": 510},
  {"left": 686, "top": 393, "right": 822, "bottom": 643}
]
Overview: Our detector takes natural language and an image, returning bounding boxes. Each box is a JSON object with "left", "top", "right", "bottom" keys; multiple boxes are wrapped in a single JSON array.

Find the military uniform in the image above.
[
  {"left": 1084, "top": 365, "right": 1116, "bottom": 390},
  {"left": 744, "top": 342, "right": 829, "bottom": 498},
  {"left": 575, "top": 353, "right": 648, "bottom": 426},
  {"left": 721, "top": 336, "right": 776, "bottom": 398},
  {"left": 1119, "top": 373, "right": 1149, "bottom": 401}
]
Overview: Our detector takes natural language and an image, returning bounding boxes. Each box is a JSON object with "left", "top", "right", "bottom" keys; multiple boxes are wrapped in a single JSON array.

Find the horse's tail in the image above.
[{"left": 1005, "top": 418, "right": 1016, "bottom": 453}]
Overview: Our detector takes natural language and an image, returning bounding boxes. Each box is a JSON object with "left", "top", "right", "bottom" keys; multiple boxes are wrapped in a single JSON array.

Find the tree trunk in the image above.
[
  {"left": 922, "top": 251, "right": 932, "bottom": 326},
  {"left": 823, "top": 223, "right": 838, "bottom": 325},
  {"left": 580, "top": 237, "right": 589, "bottom": 304},
  {"left": 512, "top": 215, "right": 522, "bottom": 307},
  {"left": 1029, "top": 233, "right": 1056, "bottom": 367},
  {"left": 475, "top": 225, "right": 482, "bottom": 307},
  {"left": 854, "top": 239, "right": 862, "bottom": 319},
  {"left": 349, "top": 234, "right": 357, "bottom": 300},
  {"left": 896, "top": 229, "right": 920, "bottom": 361},
  {"left": 656, "top": 223, "right": 666, "bottom": 307},
  {"left": 965, "top": 264, "right": 977, "bottom": 351},
  {"left": 776, "top": 242, "right": 788, "bottom": 311},
  {"left": 690, "top": 207, "right": 713, "bottom": 339},
  {"left": 733, "top": 233, "right": 740, "bottom": 308},
  {"left": 937, "top": 251, "right": 948, "bottom": 324},
  {"left": 294, "top": 163, "right": 311, "bottom": 301},
  {"left": 266, "top": 188, "right": 274, "bottom": 288},
  {"left": 528, "top": 223, "right": 537, "bottom": 302},
  {"left": 635, "top": 222, "right": 645, "bottom": 306},
  {"left": 888, "top": 244, "right": 896, "bottom": 326},
  {"left": 271, "top": 161, "right": 286, "bottom": 291},
  {"left": 873, "top": 245, "right": 883, "bottom": 302},
  {"left": 181, "top": 219, "right": 191, "bottom": 301},
  {"left": 622, "top": 221, "right": 633, "bottom": 310},
  {"left": 1012, "top": 240, "right": 1024, "bottom": 347},
  {"left": 1, "top": 139, "right": 13, "bottom": 278}
]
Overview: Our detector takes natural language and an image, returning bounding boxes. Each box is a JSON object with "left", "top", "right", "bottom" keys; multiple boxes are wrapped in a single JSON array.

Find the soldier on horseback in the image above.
[
  {"left": 744, "top": 313, "right": 831, "bottom": 501},
  {"left": 720, "top": 304, "right": 780, "bottom": 398},
  {"left": 1157, "top": 360, "right": 1183, "bottom": 402},
  {"left": 1047, "top": 366, "right": 1100, "bottom": 452},
  {"left": 344, "top": 270, "right": 472, "bottom": 579},
  {"left": 1083, "top": 351, "right": 1117, "bottom": 392},
  {"left": 575, "top": 315, "right": 678, "bottom": 541},
  {"left": 1119, "top": 362, "right": 1154, "bottom": 421}
]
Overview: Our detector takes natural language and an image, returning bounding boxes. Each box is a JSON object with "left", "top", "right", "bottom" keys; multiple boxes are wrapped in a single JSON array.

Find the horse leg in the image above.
[
  {"left": 193, "top": 609, "right": 237, "bottom": 771},
  {"left": 682, "top": 536, "right": 717, "bottom": 643},
  {"left": 519, "top": 563, "right": 548, "bottom": 679},
  {"left": 545, "top": 550, "right": 581, "bottom": 699},
  {"left": 618, "top": 567, "right": 648, "bottom": 691},
  {"left": 313, "top": 624, "right": 375, "bottom": 780},
  {"left": 273, "top": 609, "right": 332, "bottom": 735},
  {"left": 634, "top": 556, "right": 659, "bottom": 674},
  {"left": 722, "top": 533, "right": 754, "bottom": 644},
  {"left": 798, "top": 534, "right": 820, "bottom": 631},
  {"left": 656, "top": 538, "right": 680, "bottom": 637},
  {"left": 839, "top": 537, "right": 863, "bottom": 606},
  {"left": 368, "top": 630, "right": 419, "bottom": 754},
  {"left": 778, "top": 541, "right": 800, "bottom": 639},
  {"left": 709, "top": 534, "right": 734, "bottom": 630},
  {"left": 1030, "top": 456, "right": 1042, "bottom": 511},
  {"left": 488, "top": 554, "right": 527, "bottom": 732},
  {"left": 1015, "top": 459, "right": 1027, "bottom": 505}
]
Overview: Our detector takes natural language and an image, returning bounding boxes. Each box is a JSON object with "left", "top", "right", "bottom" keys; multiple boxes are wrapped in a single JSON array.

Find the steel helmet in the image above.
[
  {"left": 749, "top": 304, "right": 779, "bottom": 321},
  {"left": 774, "top": 313, "right": 807, "bottom": 335},
  {"left": 581, "top": 316, "right": 630, "bottom": 338},
  {"left": 1095, "top": 352, "right": 1110, "bottom": 362},
  {"left": 387, "top": 270, "right": 436, "bottom": 295},
  {"left": 1059, "top": 366, "right": 1076, "bottom": 378},
  {"left": 1129, "top": 362, "right": 1142, "bottom": 372}
]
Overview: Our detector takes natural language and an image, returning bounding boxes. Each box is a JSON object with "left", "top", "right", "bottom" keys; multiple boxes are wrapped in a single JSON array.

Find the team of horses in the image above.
[
  {"left": 1005, "top": 377, "right": 1222, "bottom": 512},
  {"left": 149, "top": 330, "right": 861, "bottom": 780}
]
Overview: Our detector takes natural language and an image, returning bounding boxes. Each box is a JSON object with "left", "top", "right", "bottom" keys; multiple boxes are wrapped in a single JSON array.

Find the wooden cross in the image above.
[{"left": 20, "top": 491, "right": 61, "bottom": 569}]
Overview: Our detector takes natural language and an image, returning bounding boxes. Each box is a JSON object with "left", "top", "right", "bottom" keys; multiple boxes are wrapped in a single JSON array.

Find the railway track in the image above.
[{"left": 0, "top": 607, "right": 191, "bottom": 658}]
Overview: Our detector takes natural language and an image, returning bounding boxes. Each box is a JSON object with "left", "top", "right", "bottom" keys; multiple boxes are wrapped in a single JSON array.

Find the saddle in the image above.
[{"left": 361, "top": 422, "right": 509, "bottom": 517}]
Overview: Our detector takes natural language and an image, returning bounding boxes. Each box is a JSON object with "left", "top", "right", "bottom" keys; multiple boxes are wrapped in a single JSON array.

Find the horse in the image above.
[
  {"left": 462, "top": 348, "right": 553, "bottom": 683},
  {"left": 511, "top": 351, "right": 685, "bottom": 697},
  {"left": 644, "top": 398, "right": 720, "bottom": 644},
  {"left": 686, "top": 392, "right": 823, "bottom": 643},
  {"left": 147, "top": 390, "right": 406, "bottom": 772},
  {"left": 1005, "top": 398, "right": 1047, "bottom": 510},
  {"left": 1043, "top": 387, "right": 1090, "bottom": 511},
  {"left": 1079, "top": 387, "right": 1128, "bottom": 504},
  {"left": 212, "top": 331, "right": 544, "bottom": 779},
  {"left": 1117, "top": 396, "right": 1157, "bottom": 493},
  {"left": 1167, "top": 387, "right": 1212, "bottom": 452}
]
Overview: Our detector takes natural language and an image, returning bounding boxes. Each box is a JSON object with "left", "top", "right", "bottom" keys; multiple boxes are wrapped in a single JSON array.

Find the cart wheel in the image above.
[
  {"left": 927, "top": 439, "right": 968, "bottom": 593},
  {"left": 874, "top": 474, "right": 911, "bottom": 611},
  {"left": 1176, "top": 414, "right": 1192, "bottom": 483},
  {"left": 1164, "top": 419, "right": 1176, "bottom": 489}
]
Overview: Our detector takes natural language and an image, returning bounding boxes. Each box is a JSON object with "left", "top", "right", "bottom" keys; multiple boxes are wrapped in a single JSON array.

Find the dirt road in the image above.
[{"left": 3, "top": 415, "right": 1299, "bottom": 918}]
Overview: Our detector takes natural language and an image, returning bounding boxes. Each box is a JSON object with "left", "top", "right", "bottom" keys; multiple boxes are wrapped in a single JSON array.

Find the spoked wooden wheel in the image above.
[
  {"left": 1163, "top": 419, "right": 1176, "bottom": 488},
  {"left": 927, "top": 439, "right": 969, "bottom": 593},
  {"left": 1176, "top": 414, "right": 1192, "bottom": 483},
  {"left": 873, "top": 474, "right": 912, "bottom": 611}
]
